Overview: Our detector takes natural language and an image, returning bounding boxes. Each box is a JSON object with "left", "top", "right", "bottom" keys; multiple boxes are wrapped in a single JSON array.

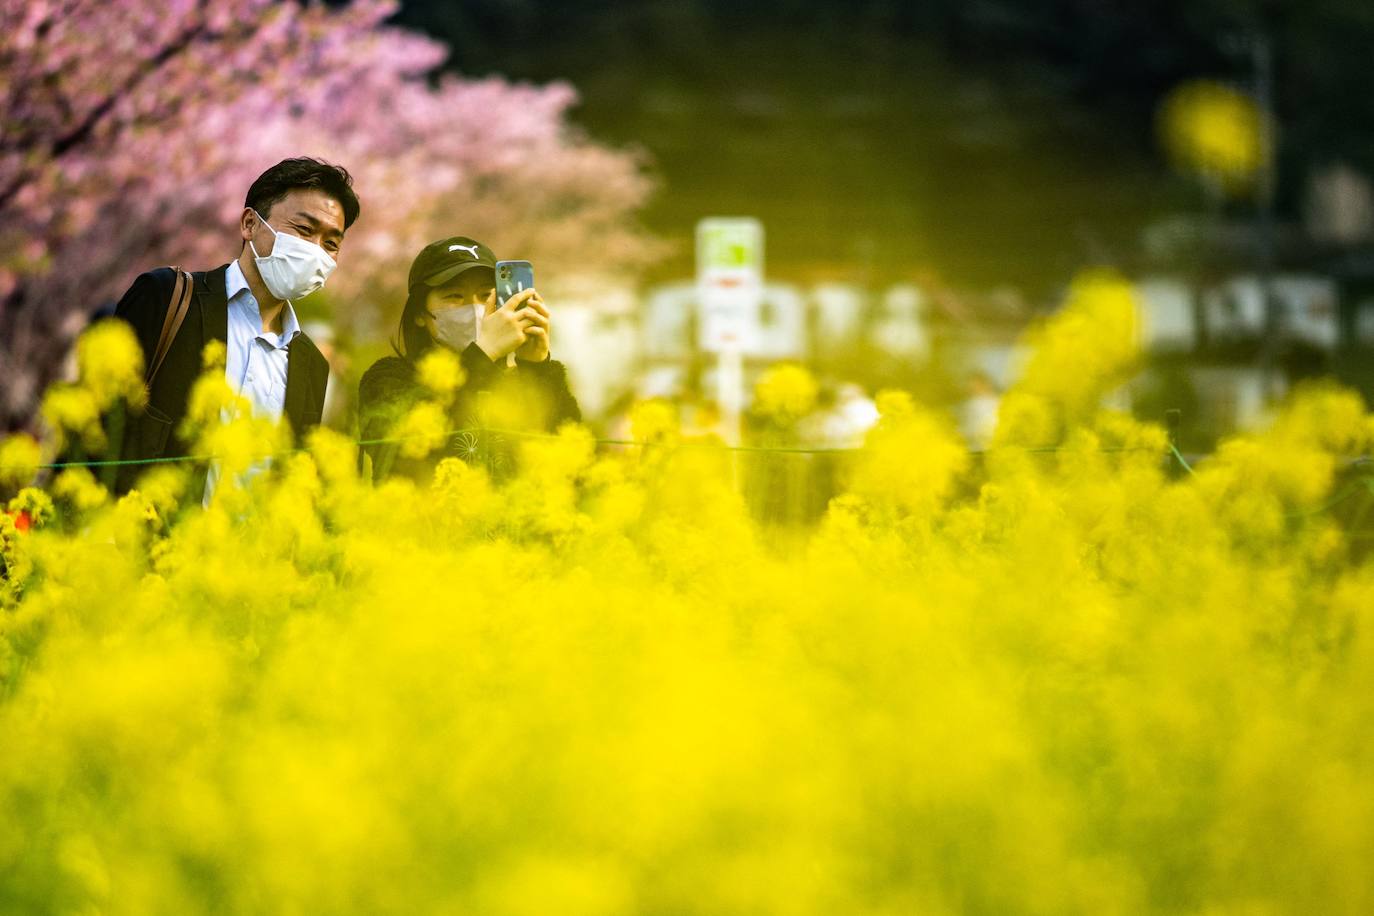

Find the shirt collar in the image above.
[
  {"left": 225, "top": 259, "right": 301, "bottom": 345},
  {"left": 226, "top": 258, "right": 250, "bottom": 303},
  {"left": 278, "top": 299, "right": 302, "bottom": 343}
]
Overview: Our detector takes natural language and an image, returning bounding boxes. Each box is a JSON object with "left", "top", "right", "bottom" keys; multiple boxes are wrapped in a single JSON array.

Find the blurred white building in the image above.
[{"left": 547, "top": 282, "right": 640, "bottom": 419}]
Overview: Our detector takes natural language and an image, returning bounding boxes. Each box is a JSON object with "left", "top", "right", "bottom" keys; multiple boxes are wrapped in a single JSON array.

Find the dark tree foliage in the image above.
[{"left": 393, "top": 0, "right": 1374, "bottom": 291}]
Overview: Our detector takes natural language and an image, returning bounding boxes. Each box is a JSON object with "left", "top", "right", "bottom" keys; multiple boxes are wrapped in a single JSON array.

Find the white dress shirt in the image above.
[
  {"left": 224, "top": 259, "right": 300, "bottom": 420},
  {"left": 204, "top": 261, "right": 300, "bottom": 504}
]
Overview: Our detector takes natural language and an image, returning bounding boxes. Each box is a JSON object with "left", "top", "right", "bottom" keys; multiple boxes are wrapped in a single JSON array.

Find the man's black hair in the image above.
[{"left": 244, "top": 157, "right": 360, "bottom": 229}]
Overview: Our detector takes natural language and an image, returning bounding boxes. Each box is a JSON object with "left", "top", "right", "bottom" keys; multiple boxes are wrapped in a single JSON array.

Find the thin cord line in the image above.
[{"left": 1170, "top": 443, "right": 1197, "bottom": 477}]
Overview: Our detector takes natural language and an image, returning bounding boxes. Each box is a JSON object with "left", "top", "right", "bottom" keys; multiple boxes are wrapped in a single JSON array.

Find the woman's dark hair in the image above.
[
  {"left": 245, "top": 157, "right": 361, "bottom": 229},
  {"left": 393, "top": 286, "right": 434, "bottom": 361}
]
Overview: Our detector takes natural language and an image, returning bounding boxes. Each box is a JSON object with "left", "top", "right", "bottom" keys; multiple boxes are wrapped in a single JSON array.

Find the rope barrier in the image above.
[
  {"left": 4, "top": 426, "right": 1373, "bottom": 522},
  {"left": 1286, "top": 476, "right": 1374, "bottom": 519},
  {"left": 5, "top": 427, "right": 1181, "bottom": 471},
  {"left": 27, "top": 453, "right": 212, "bottom": 471},
  {"left": 1170, "top": 443, "right": 1197, "bottom": 477}
]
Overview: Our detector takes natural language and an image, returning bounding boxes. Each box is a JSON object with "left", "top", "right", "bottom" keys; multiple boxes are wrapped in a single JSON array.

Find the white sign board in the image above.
[
  {"left": 1203, "top": 277, "right": 1266, "bottom": 339},
  {"left": 697, "top": 218, "right": 763, "bottom": 446},
  {"left": 1274, "top": 275, "right": 1339, "bottom": 348},
  {"left": 750, "top": 283, "right": 808, "bottom": 360},
  {"left": 1136, "top": 277, "right": 1196, "bottom": 351},
  {"left": 697, "top": 218, "right": 764, "bottom": 353}
]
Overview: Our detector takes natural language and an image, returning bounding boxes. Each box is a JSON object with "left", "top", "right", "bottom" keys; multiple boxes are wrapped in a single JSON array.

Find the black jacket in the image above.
[
  {"left": 358, "top": 341, "right": 581, "bottom": 482},
  {"left": 113, "top": 264, "right": 329, "bottom": 486}
]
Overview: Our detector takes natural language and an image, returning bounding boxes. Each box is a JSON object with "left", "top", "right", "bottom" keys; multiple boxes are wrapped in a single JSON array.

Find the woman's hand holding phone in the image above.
[
  {"left": 475, "top": 287, "right": 549, "bottom": 362},
  {"left": 514, "top": 292, "right": 551, "bottom": 362}
]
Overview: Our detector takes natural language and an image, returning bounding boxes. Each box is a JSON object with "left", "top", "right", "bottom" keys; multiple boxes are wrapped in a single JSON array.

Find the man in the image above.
[{"left": 112, "top": 157, "right": 359, "bottom": 494}]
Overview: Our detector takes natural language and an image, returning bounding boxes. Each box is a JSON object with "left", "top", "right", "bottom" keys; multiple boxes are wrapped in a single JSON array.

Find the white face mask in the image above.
[
  {"left": 431, "top": 303, "right": 483, "bottom": 353},
  {"left": 249, "top": 208, "right": 336, "bottom": 301}
]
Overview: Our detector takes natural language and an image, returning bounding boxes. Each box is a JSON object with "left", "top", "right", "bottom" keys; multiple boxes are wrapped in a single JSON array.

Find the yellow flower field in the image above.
[{"left": 2, "top": 278, "right": 1372, "bottom": 914}]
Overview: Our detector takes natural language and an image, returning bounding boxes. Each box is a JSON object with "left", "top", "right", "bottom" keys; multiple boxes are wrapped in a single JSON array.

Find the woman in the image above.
[{"left": 358, "top": 236, "right": 580, "bottom": 481}]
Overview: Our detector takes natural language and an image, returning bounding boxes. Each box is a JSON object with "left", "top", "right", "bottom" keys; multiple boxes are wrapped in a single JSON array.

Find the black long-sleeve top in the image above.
[{"left": 357, "top": 341, "right": 581, "bottom": 482}]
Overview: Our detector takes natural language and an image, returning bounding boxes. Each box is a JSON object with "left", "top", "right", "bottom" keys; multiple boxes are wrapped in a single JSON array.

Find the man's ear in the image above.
[{"left": 239, "top": 208, "right": 257, "bottom": 243}]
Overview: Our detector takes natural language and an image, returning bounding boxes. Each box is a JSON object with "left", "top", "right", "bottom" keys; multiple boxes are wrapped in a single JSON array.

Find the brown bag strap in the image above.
[{"left": 146, "top": 267, "right": 194, "bottom": 387}]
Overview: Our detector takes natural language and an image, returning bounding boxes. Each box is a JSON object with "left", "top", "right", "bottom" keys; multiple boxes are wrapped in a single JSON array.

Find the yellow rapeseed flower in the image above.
[
  {"left": 40, "top": 385, "right": 105, "bottom": 452},
  {"left": 201, "top": 339, "right": 228, "bottom": 372},
  {"left": 6, "top": 486, "right": 54, "bottom": 528},
  {"left": 75, "top": 320, "right": 146, "bottom": 411},
  {"left": 1160, "top": 79, "right": 1265, "bottom": 192},
  {"left": 416, "top": 348, "right": 466, "bottom": 402},
  {"left": 308, "top": 427, "right": 361, "bottom": 488},
  {"left": 393, "top": 401, "right": 449, "bottom": 459},
  {"left": 629, "top": 398, "right": 679, "bottom": 445},
  {"left": 843, "top": 389, "right": 969, "bottom": 522},
  {"left": 996, "top": 268, "right": 1141, "bottom": 446},
  {"left": 50, "top": 468, "right": 109, "bottom": 513},
  {"left": 0, "top": 434, "right": 42, "bottom": 491},
  {"left": 753, "top": 362, "right": 818, "bottom": 423}
]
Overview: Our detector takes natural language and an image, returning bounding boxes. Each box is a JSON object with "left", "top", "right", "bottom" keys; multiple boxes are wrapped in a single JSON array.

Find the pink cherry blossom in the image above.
[{"left": 0, "top": 0, "right": 659, "bottom": 431}]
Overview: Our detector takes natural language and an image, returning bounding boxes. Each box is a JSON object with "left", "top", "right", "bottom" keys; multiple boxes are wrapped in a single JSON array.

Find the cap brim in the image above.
[{"left": 422, "top": 261, "right": 494, "bottom": 288}]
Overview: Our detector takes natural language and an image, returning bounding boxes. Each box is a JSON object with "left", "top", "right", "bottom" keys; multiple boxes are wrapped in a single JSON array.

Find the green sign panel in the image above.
[{"left": 697, "top": 218, "right": 764, "bottom": 275}]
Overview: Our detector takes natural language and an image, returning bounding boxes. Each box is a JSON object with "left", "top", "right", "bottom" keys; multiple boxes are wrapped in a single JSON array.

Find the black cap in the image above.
[{"left": 407, "top": 236, "right": 496, "bottom": 291}]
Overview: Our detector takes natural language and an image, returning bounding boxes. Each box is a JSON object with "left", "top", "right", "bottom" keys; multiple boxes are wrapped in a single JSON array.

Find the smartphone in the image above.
[{"left": 495, "top": 260, "right": 534, "bottom": 309}]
